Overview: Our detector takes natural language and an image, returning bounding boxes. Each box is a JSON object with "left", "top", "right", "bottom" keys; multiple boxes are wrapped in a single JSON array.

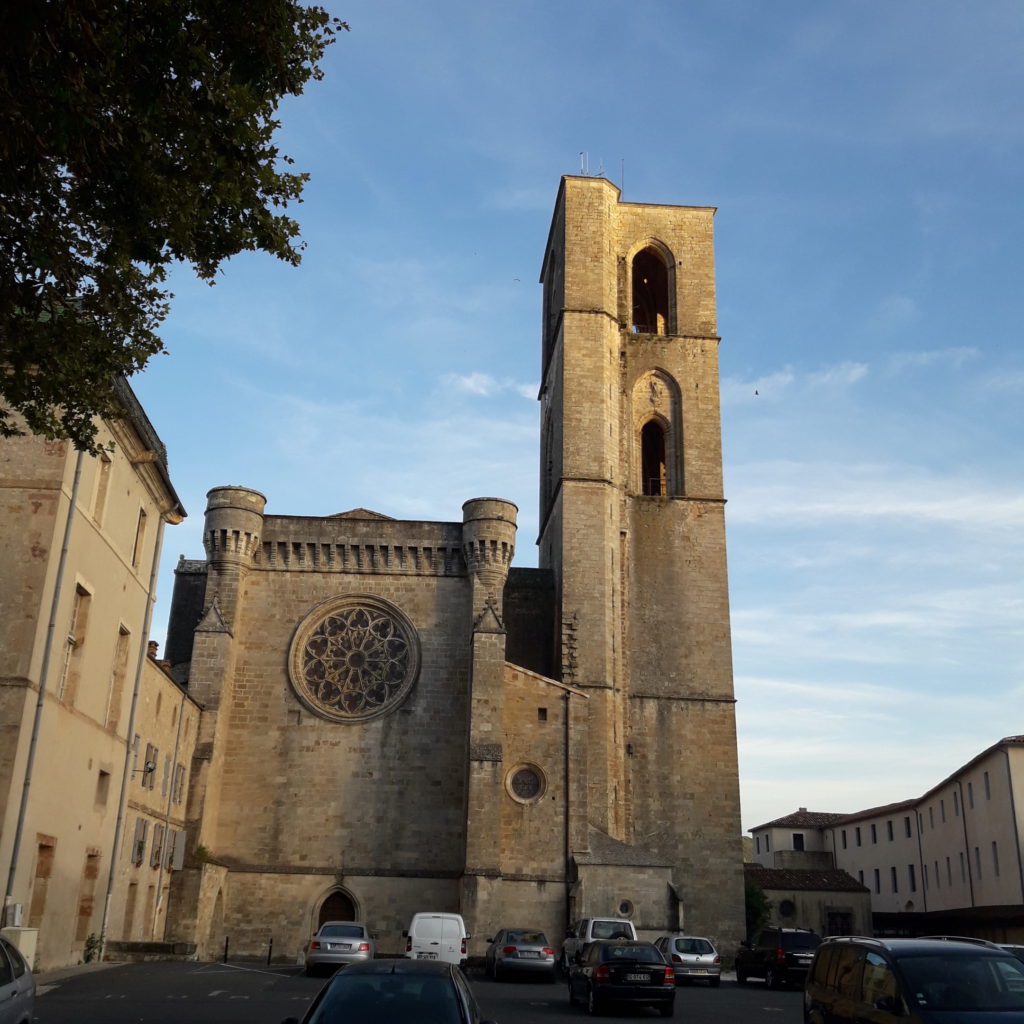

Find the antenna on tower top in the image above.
[{"left": 580, "top": 151, "right": 588, "bottom": 176}]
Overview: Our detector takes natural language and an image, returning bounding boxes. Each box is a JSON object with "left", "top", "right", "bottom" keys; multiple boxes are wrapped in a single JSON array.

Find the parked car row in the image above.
[{"left": 306, "top": 913, "right": 472, "bottom": 975}]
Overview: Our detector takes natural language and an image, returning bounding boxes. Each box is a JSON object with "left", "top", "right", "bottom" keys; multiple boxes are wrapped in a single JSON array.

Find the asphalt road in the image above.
[{"left": 35, "top": 961, "right": 806, "bottom": 1024}]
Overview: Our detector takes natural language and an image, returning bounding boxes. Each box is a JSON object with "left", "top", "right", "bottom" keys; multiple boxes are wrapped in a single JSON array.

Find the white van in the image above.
[{"left": 403, "top": 912, "right": 469, "bottom": 966}]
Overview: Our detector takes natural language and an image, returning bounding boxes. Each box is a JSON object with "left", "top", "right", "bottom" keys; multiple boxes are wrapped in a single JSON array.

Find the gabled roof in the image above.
[
  {"left": 751, "top": 809, "right": 847, "bottom": 831},
  {"left": 744, "top": 864, "right": 868, "bottom": 893},
  {"left": 328, "top": 508, "right": 396, "bottom": 520}
]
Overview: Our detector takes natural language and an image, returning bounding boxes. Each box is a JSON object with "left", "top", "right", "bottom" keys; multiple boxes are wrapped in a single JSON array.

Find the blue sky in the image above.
[{"left": 132, "top": 0, "right": 1024, "bottom": 834}]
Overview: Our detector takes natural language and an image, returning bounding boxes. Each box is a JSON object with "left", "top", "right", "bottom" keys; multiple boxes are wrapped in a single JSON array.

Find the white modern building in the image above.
[{"left": 750, "top": 736, "right": 1024, "bottom": 940}]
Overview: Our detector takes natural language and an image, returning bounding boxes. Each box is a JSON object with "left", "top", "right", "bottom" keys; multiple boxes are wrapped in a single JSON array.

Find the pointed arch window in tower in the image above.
[
  {"left": 632, "top": 247, "right": 669, "bottom": 335},
  {"left": 641, "top": 419, "right": 667, "bottom": 496}
]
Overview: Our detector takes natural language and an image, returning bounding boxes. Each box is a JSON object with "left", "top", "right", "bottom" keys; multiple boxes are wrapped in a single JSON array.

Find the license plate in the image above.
[
  {"left": 417, "top": 952, "right": 438, "bottom": 960},
  {"left": 328, "top": 944, "right": 351, "bottom": 951},
  {"left": 520, "top": 951, "right": 540, "bottom": 958},
  {"left": 625, "top": 973, "right": 650, "bottom": 982},
  {"left": 692, "top": 968, "right": 707, "bottom": 974}
]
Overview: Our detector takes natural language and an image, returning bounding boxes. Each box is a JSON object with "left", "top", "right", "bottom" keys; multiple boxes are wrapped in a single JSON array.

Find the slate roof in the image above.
[
  {"left": 751, "top": 809, "right": 847, "bottom": 831},
  {"left": 573, "top": 827, "right": 671, "bottom": 868},
  {"left": 744, "top": 864, "right": 868, "bottom": 893}
]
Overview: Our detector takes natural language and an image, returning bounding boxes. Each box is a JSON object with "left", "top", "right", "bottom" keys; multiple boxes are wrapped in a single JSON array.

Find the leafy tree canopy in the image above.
[{"left": 0, "top": 0, "right": 347, "bottom": 451}]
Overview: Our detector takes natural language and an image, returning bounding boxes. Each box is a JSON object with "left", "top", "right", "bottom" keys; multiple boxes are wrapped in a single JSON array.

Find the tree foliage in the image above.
[
  {"left": 0, "top": 0, "right": 347, "bottom": 451},
  {"left": 744, "top": 876, "right": 772, "bottom": 941}
]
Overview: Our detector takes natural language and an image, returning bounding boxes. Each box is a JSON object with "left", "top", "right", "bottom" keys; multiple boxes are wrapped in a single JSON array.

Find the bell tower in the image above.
[{"left": 538, "top": 176, "right": 743, "bottom": 941}]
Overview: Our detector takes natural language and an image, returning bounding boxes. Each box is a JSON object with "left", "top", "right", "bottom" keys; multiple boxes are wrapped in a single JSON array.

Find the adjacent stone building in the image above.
[
  {"left": 0, "top": 380, "right": 190, "bottom": 970},
  {"left": 163, "top": 176, "right": 746, "bottom": 960}
]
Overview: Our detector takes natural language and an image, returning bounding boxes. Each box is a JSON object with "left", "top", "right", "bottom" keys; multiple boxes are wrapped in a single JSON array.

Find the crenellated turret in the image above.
[
  {"left": 202, "top": 486, "right": 266, "bottom": 628},
  {"left": 461, "top": 498, "right": 517, "bottom": 620}
]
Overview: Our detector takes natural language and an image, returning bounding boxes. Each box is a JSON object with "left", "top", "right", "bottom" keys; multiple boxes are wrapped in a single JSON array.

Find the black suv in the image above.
[
  {"left": 736, "top": 927, "right": 822, "bottom": 988},
  {"left": 804, "top": 935, "right": 1024, "bottom": 1023}
]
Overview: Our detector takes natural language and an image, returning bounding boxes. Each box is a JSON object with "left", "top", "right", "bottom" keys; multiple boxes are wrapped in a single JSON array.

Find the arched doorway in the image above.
[{"left": 318, "top": 890, "right": 356, "bottom": 927}]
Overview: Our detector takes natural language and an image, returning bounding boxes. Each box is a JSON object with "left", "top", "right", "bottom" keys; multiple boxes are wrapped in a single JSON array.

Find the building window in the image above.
[
  {"left": 106, "top": 625, "right": 132, "bottom": 730},
  {"left": 150, "top": 824, "right": 165, "bottom": 868},
  {"left": 92, "top": 452, "right": 112, "bottom": 524},
  {"left": 946, "top": 857, "right": 952, "bottom": 886},
  {"left": 858, "top": 870, "right": 864, "bottom": 885},
  {"left": 940, "top": 799, "right": 946, "bottom": 823},
  {"left": 640, "top": 420, "right": 667, "bottom": 496},
  {"left": 766, "top": 835, "right": 771, "bottom": 852},
  {"left": 954, "top": 790, "right": 960, "bottom": 816},
  {"left": 631, "top": 246, "right": 669, "bottom": 335},
  {"left": 992, "top": 841, "right": 1000, "bottom": 877},
  {"left": 95, "top": 770, "right": 111, "bottom": 809},
  {"left": 984, "top": 771, "right": 991, "bottom": 800},
  {"left": 132, "top": 508, "right": 148, "bottom": 568},
  {"left": 874, "top": 868, "right": 881, "bottom": 894},
  {"left": 929, "top": 806, "right": 934, "bottom": 828},
  {"left": 974, "top": 846, "right": 982, "bottom": 880},
  {"left": 968, "top": 782, "right": 974, "bottom": 808},
  {"left": 142, "top": 744, "right": 158, "bottom": 790},
  {"left": 886, "top": 820, "right": 894, "bottom": 841},
  {"left": 924, "top": 862, "right": 929, "bottom": 890},
  {"left": 793, "top": 833, "right": 805, "bottom": 852},
  {"left": 908, "top": 864, "right": 917, "bottom": 892},
  {"left": 960, "top": 851, "right": 966, "bottom": 883},
  {"left": 841, "top": 830, "right": 848, "bottom": 849},
  {"left": 172, "top": 764, "right": 186, "bottom": 805},
  {"left": 58, "top": 583, "right": 92, "bottom": 703},
  {"left": 855, "top": 827, "right": 862, "bottom": 847},
  {"left": 904, "top": 816, "right": 912, "bottom": 838},
  {"left": 131, "top": 818, "right": 148, "bottom": 866},
  {"left": 871, "top": 824, "right": 877, "bottom": 844},
  {"left": 934, "top": 860, "right": 940, "bottom": 889},
  {"left": 891, "top": 866, "right": 898, "bottom": 893},
  {"left": 755, "top": 836, "right": 760, "bottom": 854},
  {"left": 537, "top": 707, "right": 547, "bottom": 722}
]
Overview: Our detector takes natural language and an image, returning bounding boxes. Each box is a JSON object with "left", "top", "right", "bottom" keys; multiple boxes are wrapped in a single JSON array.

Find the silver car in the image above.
[
  {"left": 0, "top": 936, "right": 34, "bottom": 1024},
  {"left": 654, "top": 933, "right": 721, "bottom": 986},
  {"left": 305, "top": 920, "right": 375, "bottom": 976},
  {"left": 484, "top": 928, "right": 557, "bottom": 981}
]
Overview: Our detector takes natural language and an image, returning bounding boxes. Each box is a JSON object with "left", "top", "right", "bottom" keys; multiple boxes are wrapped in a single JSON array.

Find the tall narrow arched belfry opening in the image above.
[
  {"left": 641, "top": 419, "right": 668, "bottom": 496},
  {"left": 631, "top": 247, "right": 670, "bottom": 335},
  {"left": 318, "top": 890, "right": 356, "bottom": 927}
]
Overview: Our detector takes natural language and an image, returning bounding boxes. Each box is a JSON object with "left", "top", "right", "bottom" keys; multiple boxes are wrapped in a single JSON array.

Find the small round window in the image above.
[{"left": 506, "top": 764, "right": 545, "bottom": 804}]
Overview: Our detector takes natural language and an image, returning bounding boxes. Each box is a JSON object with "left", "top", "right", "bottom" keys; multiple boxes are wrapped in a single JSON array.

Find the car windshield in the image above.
[
  {"left": 676, "top": 938, "right": 714, "bottom": 955},
  {"left": 592, "top": 922, "right": 632, "bottom": 939},
  {"left": 782, "top": 933, "right": 820, "bottom": 951},
  {"left": 899, "top": 954, "right": 1024, "bottom": 1011},
  {"left": 319, "top": 924, "right": 365, "bottom": 939},
  {"left": 602, "top": 945, "right": 662, "bottom": 963},
  {"left": 306, "top": 974, "right": 462, "bottom": 1024},
  {"left": 507, "top": 930, "right": 547, "bottom": 945}
]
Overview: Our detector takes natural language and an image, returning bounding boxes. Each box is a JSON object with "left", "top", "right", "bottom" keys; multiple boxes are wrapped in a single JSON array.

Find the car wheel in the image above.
[
  {"left": 709, "top": 976, "right": 721, "bottom": 988},
  {"left": 658, "top": 1002, "right": 675, "bottom": 1018},
  {"left": 568, "top": 980, "right": 576, "bottom": 1005},
  {"left": 587, "top": 985, "right": 602, "bottom": 1016},
  {"left": 494, "top": 964, "right": 503, "bottom": 983},
  {"left": 765, "top": 966, "right": 780, "bottom": 989},
  {"left": 304, "top": 964, "right": 318, "bottom": 977},
  {"left": 560, "top": 953, "right": 570, "bottom": 976},
  {"left": 736, "top": 967, "right": 747, "bottom": 984}
]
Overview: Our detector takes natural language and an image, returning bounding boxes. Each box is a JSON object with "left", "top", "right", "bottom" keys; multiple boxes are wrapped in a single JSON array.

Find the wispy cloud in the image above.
[
  {"left": 887, "top": 347, "right": 979, "bottom": 373},
  {"left": 442, "top": 372, "right": 537, "bottom": 399}
]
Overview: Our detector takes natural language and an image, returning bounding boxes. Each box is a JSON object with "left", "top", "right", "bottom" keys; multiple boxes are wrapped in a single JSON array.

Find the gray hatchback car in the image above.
[
  {"left": 654, "top": 934, "right": 721, "bottom": 986},
  {"left": 305, "top": 921, "right": 375, "bottom": 975},
  {"left": 0, "top": 937, "right": 34, "bottom": 1024}
]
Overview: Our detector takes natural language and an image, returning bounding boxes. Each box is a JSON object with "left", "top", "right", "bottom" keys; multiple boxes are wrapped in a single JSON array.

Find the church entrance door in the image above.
[{"left": 318, "top": 890, "right": 356, "bottom": 927}]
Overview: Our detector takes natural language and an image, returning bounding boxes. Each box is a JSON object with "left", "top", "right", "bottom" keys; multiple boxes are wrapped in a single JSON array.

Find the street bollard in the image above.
[
  {"left": 267, "top": 937, "right": 273, "bottom": 965},
  {"left": 223, "top": 936, "right": 229, "bottom": 964}
]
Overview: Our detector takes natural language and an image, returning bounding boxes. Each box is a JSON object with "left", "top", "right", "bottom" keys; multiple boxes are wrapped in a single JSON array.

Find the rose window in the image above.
[{"left": 288, "top": 596, "right": 420, "bottom": 722}]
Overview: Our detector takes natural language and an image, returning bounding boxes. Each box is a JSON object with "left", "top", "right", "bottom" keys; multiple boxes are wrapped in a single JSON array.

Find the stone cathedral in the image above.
[{"left": 163, "top": 176, "right": 745, "bottom": 959}]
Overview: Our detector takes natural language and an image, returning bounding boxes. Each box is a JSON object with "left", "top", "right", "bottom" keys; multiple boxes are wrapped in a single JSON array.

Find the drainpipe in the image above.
[
  {"left": 957, "top": 780, "right": 976, "bottom": 908},
  {"left": 1003, "top": 748, "right": 1024, "bottom": 906},
  {"left": 150, "top": 682, "right": 187, "bottom": 938},
  {"left": 4, "top": 449, "right": 85, "bottom": 915},
  {"left": 99, "top": 515, "right": 168, "bottom": 958},
  {"left": 914, "top": 808, "right": 928, "bottom": 915},
  {"left": 563, "top": 688, "right": 571, "bottom": 931}
]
